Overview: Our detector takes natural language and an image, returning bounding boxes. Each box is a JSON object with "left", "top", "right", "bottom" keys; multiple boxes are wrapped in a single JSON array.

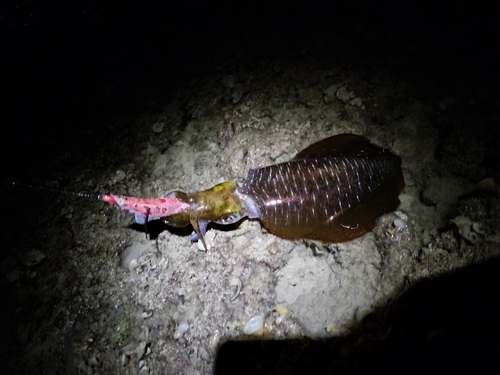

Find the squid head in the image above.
[{"left": 163, "top": 181, "right": 245, "bottom": 250}]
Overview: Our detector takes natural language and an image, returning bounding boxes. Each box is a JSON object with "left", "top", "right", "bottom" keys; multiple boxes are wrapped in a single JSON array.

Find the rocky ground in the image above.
[{"left": 1, "top": 1, "right": 500, "bottom": 374}]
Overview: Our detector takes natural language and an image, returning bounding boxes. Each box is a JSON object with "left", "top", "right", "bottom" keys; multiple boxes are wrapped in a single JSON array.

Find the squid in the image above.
[{"left": 102, "top": 134, "right": 405, "bottom": 250}]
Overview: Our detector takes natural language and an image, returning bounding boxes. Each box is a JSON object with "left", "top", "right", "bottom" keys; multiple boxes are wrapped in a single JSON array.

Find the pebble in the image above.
[
  {"left": 174, "top": 322, "right": 189, "bottom": 339},
  {"left": 152, "top": 122, "right": 164, "bottom": 133},
  {"left": 137, "top": 341, "right": 147, "bottom": 359},
  {"left": 451, "top": 216, "right": 483, "bottom": 244},
  {"left": 393, "top": 218, "right": 406, "bottom": 232},
  {"left": 274, "top": 304, "right": 291, "bottom": 318},
  {"left": 111, "top": 170, "right": 126, "bottom": 184},
  {"left": 350, "top": 97, "right": 363, "bottom": 107},
  {"left": 326, "top": 323, "right": 341, "bottom": 336},
  {"left": 243, "top": 314, "right": 264, "bottom": 336},
  {"left": 197, "top": 231, "right": 216, "bottom": 251},
  {"left": 231, "top": 88, "right": 243, "bottom": 104},
  {"left": 121, "top": 353, "right": 128, "bottom": 366},
  {"left": 323, "top": 84, "right": 338, "bottom": 98},
  {"left": 336, "top": 86, "right": 349, "bottom": 101},
  {"left": 337, "top": 87, "right": 356, "bottom": 102},
  {"left": 20, "top": 250, "right": 46, "bottom": 267}
]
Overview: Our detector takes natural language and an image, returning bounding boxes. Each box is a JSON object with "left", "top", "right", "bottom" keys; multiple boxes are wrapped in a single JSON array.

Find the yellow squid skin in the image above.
[
  {"left": 104, "top": 134, "right": 405, "bottom": 250},
  {"left": 161, "top": 182, "right": 245, "bottom": 251}
]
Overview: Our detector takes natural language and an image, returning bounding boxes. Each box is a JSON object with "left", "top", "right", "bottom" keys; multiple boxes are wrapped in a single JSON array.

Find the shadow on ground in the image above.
[{"left": 215, "top": 255, "right": 500, "bottom": 375}]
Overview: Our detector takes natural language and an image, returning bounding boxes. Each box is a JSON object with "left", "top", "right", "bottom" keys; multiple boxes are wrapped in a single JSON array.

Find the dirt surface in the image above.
[{"left": 1, "top": 1, "right": 500, "bottom": 374}]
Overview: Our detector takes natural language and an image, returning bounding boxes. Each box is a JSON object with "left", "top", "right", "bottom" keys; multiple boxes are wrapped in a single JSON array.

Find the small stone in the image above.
[
  {"left": 326, "top": 323, "right": 340, "bottom": 336},
  {"left": 111, "top": 170, "right": 126, "bottom": 184},
  {"left": 20, "top": 250, "right": 46, "bottom": 267},
  {"left": 393, "top": 218, "right": 406, "bottom": 232},
  {"left": 137, "top": 341, "right": 147, "bottom": 360},
  {"left": 350, "top": 97, "right": 363, "bottom": 107},
  {"left": 336, "top": 87, "right": 349, "bottom": 101},
  {"left": 152, "top": 122, "right": 164, "bottom": 133},
  {"left": 243, "top": 315, "right": 265, "bottom": 336},
  {"left": 197, "top": 231, "right": 216, "bottom": 251},
  {"left": 274, "top": 304, "right": 291, "bottom": 318},
  {"left": 451, "top": 216, "right": 484, "bottom": 244},
  {"left": 323, "top": 84, "right": 338, "bottom": 98},
  {"left": 121, "top": 353, "right": 129, "bottom": 366},
  {"left": 231, "top": 88, "right": 243, "bottom": 104},
  {"left": 174, "top": 322, "right": 189, "bottom": 339},
  {"left": 139, "top": 359, "right": 149, "bottom": 373}
]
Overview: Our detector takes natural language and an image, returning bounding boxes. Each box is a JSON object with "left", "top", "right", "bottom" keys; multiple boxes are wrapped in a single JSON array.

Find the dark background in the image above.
[{"left": 1, "top": 0, "right": 499, "bottom": 180}]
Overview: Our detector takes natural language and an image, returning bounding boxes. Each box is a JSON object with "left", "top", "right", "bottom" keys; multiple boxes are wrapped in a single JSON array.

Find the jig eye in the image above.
[{"left": 217, "top": 213, "right": 241, "bottom": 225}]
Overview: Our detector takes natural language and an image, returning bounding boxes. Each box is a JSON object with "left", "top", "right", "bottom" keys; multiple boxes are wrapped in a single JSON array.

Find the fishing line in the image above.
[{"left": 5, "top": 180, "right": 99, "bottom": 200}]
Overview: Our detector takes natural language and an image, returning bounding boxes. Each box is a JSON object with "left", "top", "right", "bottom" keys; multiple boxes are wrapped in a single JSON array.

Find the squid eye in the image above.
[{"left": 218, "top": 213, "right": 241, "bottom": 225}]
